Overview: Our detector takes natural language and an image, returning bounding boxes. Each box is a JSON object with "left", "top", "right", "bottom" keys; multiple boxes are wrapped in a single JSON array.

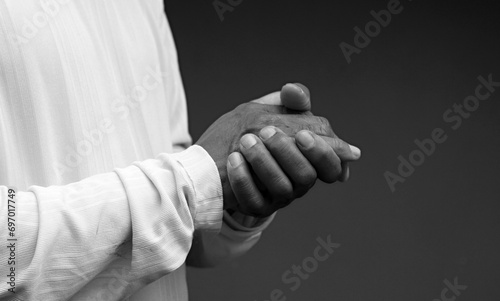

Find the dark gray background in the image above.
[{"left": 165, "top": 1, "right": 500, "bottom": 300}]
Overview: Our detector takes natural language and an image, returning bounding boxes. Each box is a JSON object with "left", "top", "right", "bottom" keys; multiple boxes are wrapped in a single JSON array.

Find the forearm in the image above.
[{"left": 0, "top": 146, "right": 222, "bottom": 300}]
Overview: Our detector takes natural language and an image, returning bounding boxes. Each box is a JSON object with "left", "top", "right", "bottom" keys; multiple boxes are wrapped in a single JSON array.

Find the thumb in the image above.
[
  {"left": 250, "top": 83, "right": 311, "bottom": 112},
  {"left": 251, "top": 91, "right": 282, "bottom": 106},
  {"left": 280, "top": 83, "right": 311, "bottom": 111}
]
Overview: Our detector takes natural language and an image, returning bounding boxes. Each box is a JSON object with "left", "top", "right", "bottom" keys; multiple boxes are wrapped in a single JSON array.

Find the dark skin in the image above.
[{"left": 196, "top": 83, "right": 361, "bottom": 218}]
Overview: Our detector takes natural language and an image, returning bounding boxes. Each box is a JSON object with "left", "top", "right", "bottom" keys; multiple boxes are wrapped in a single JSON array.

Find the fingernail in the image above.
[
  {"left": 228, "top": 152, "right": 243, "bottom": 168},
  {"left": 296, "top": 131, "right": 315, "bottom": 149},
  {"left": 284, "top": 83, "right": 304, "bottom": 95},
  {"left": 260, "top": 127, "right": 276, "bottom": 140},
  {"left": 349, "top": 145, "right": 361, "bottom": 159},
  {"left": 241, "top": 134, "right": 257, "bottom": 149}
]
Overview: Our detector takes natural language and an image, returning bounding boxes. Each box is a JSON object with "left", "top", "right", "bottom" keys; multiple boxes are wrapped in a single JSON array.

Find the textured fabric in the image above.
[
  {"left": 0, "top": 0, "right": 273, "bottom": 300},
  {"left": 0, "top": 146, "right": 223, "bottom": 300}
]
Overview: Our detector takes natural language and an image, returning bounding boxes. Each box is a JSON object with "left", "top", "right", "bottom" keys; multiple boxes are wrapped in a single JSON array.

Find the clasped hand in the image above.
[{"left": 196, "top": 84, "right": 361, "bottom": 218}]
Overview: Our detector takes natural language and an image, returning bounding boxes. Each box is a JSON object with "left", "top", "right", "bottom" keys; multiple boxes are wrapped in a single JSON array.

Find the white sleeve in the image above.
[
  {"left": 187, "top": 211, "right": 276, "bottom": 268},
  {"left": 159, "top": 10, "right": 276, "bottom": 269},
  {"left": 0, "top": 145, "right": 222, "bottom": 300}
]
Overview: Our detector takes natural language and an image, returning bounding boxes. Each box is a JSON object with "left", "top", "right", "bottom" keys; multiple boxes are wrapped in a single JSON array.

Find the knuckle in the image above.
[
  {"left": 316, "top": 145, "right": 334, "bottom": 163},
  {"left": 229, "top": 174, "right": 245, "bottom": 189},
  {"left": 230, "top": 177, "right": 258, "bottom": 201},
  {"left": 318, "top": 116, "right": 330, "bottom": 126},
  {"left": 239, "top": 193, "right": 275, "bottom": 217},
  {"left": 315, "top": 116, "right": 333, "bottom": 136},
  {"left": 254, "top": 112, "right": 279, "bottom": 128},
  {"left": 267, "top": 133, "right": 292, "bottom": 152},
  {"left": 246, "top": 150, "right": 266, "bottom": 168},
  {"left": 331, "top": 138, "right": 349, "bottom": 157},
  {"left": 231, "top": 173, "right": 251, "bottom": 191},
  {"left": 254, "top": 114, "right": 267, "bottom": 127},
  {"left": 273, "top": 177, "right": 294, "bottom": 203},
  {"left": 294, "top": 168, "right": 317, "bottom": 188},
  {"left": 241, "top": 199, "right": 267, "bottom": 217},
  {"left": 332, "top": 138, "right": 344, "bottom": 150}
]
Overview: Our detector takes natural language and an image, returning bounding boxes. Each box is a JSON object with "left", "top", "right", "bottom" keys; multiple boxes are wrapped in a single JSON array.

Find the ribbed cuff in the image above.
[{"left": 170, "top": 145, "right": 223, "bottom": 233}]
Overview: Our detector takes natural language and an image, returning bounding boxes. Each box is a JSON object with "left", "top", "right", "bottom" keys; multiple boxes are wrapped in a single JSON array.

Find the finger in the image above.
[
  {"left": 259, "top": 126, "right": 317, "bottom": 198},
  {"left": 251, "top": 91, "right": 282, "bottom": 106},
  {"left": 227, "top": 152, "right": 270, "bottom": 216},
  {"left": 318, "top": 135, "right": 361, "bottom": 162},
  {"left": 295, "top": 130, "right": 343, "bottom": 183},
  {"left": 273, "top": 114, "right": 335, "bottom": 137},
  {"left": 250, "top": 83, "right": 312, "bottom": 111},
  {"left": 280, "top": 83, "right": 311, "bottom": 111},
  {"left": 239, "top": 134, "right": 294, "bottom": 208},
  {"left": 293, "top": 83, "right": 311, "bottom": 101},
  {"left": 339, "top": 162, "right": 350, "bottom": 182},
  {"left": 246, "top": 105, "right": 362, "bottom": 161}
]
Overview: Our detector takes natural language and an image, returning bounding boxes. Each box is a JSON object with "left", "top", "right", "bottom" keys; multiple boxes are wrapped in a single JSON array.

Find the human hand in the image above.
[
  {"left": 251, "top": 83, "right": 357, "bottom": 182},
  {"left": 226, "top": 83, "right": 361, "bottom": 217},
  {"left": 195, "top": 84, "right": 360, "bottom": 216}
]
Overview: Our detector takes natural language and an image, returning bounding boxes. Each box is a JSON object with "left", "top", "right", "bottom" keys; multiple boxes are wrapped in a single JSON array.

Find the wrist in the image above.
[{"left": 226, "top": 208, "right": 268, "bottom": 228}]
